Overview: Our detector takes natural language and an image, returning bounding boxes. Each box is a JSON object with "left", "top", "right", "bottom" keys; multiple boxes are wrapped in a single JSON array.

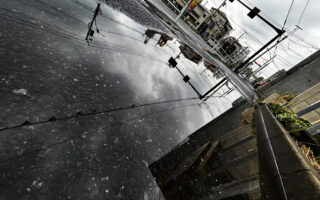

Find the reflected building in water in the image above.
[
  {"left": 179, "top": 43, "right": 203, "bottom": 64},
  {"left": 144, "top": 29, "right": 173, "bottom": 47}
]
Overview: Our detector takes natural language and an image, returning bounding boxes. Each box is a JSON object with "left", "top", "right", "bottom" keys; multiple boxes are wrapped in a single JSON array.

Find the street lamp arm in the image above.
[{"left": 235, "top": 0, "right": 282, "bottom": 34}]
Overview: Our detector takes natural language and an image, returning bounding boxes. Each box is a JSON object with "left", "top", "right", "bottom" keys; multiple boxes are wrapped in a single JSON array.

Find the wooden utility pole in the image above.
[{"left": 85, "top": 3, "right": 101, "bottom": 42}]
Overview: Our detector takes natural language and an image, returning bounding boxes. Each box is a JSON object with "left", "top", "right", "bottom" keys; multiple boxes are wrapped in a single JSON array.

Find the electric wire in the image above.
[
  {"left": 0, "top": 10, "right": 165, "bottom": 64},
  {"left": 0, "top": 3, "right": 164, "bottom": 58},
  {"left": 0, "top": 1, "right": 229, "bottom": 169},
  {"left": 0, "top": 2, "right": 220, "bottom": 166},
  {"left": 230, "top": 0, "right": 316, "bottom": 68},
  {"left": 0, "top": 4, "right": 219, "bottom": 110},
  {"left": 287, "top": 32, "right": 319, "bottom": 50},
  {"left": 241, "top": 0, "right": 284, "bottom": 28},
  {"left": 0, "top": 102, "right": 200, "bottom": 165},
  {"left": 17, "top": 0, "right": 86, "bottom": 26},
  {"left": 0, "top": 97, "right": 199, "bottom": 132},
  {"left": 282, "top": 0, "right": 295, "bottom": 30},
  {"left": 287, "top": 38, "right": 316, "bottom": 51},
  {"left": 282, "top": 44, "right": 304, "bottom": 60},
  {"left": 297, "top": 0, "right": 311, "bottom": 26}
]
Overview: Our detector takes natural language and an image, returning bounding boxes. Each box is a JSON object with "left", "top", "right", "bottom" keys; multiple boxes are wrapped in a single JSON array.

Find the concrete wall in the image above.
[
  {"left": 256, "top": 105, "right": 320, "bottom": 199},
  {"left": 258, "top": 50, "right": 320, "bottom": 97},
  {"left": 218, "top": 125, "right": 258, "bottom": 180},
  {"left": 149, "top": 100, "right": 250, "bottom": 178},
  {"left": 286, "top": 83, "right": 320, "bottom": 125}
]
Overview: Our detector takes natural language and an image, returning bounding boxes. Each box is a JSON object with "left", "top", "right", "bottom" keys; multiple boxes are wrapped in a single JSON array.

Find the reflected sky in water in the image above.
[{"left": 0, "top": 0, "right": 241, "bottom": 199}]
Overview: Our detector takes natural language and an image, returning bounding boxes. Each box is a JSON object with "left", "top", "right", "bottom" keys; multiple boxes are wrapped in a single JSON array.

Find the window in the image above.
[
  {"left": 203, "top": 14, "right": 206, "bottom": 18},
  {"left": 191, "top": 10, "right": 200, "bottom": 18}
]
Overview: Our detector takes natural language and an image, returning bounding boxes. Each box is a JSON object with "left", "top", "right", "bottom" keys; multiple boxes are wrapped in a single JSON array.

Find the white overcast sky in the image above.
[{"left": 201, "top": 0, "right": 320, "bottom": 78}]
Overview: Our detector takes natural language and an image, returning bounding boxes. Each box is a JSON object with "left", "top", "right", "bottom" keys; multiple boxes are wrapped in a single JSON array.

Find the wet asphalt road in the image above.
[{"left": 0, "top": 0, "right": 241, "bottom": 199}]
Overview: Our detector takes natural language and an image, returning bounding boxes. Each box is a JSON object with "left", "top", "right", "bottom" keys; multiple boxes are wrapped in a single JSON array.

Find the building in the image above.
[
  {"left": 217, "top": 37, "right": 250, "bottom": 64},
  {"left": 204, "top": 60, "right": 225, "bottom": 79},
  {"left": 179, "top": 43, "right": 203, "bottom": 64},
  {"left": 184, "top": 1, "right": 209, "bottom": 29},
  {"left": 199, "top": 8, "right": 233, "bottom": 41},
  {"left": 162, "top": 0, "right": 210, "bottom": 30},
  {"left": 143, "top": 29, "right": 173, "bottom": 46},
  {"left": 230, "top": 46, "right": 250, "bottom": 65},
  {"left": 161, "top": 1, "right": 232, "bottom": 40}
]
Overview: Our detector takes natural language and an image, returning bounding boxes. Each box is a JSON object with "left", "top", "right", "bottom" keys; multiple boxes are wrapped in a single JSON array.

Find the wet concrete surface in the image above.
[{"left": 0, "top": 0, "right": 241, "bottom": 199}]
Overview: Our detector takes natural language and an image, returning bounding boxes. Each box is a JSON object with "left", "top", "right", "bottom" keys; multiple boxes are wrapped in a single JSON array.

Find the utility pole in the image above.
[
  {"left": 200, "top": 67, "right": 208, "bottom": 74},
  {"left": 200, "top": 0, "right": 284, "bottom": 100},
  {"left": 205, "top": 0, "right": 227, "bottom": 24},
  {"left": 175, "top": 0, "right": 193, "bottom": 22},
  {"left": 252, "top": 55, "right": 276, "bottom": 76},
  {"left": 238, "top": 35, "right": 288, "bottom": 73},
  {"left": 202, "top": 0, "right": 227, "bottom": 37},
  {"left": 85, "top": 3, "right": 101, "bottom": 42},
  {"left": 233, "top": 0, "right": 285, "bottom": 73},
  {"left": 203, "top": 0, "right": 209, "bottom": 7},
  {"left": 169, "top": 0, "right": 289, "bottom": 101},
  {"left": 236, "top": 32, "right": 246, "bottom": 41},
  {"left": 203, "top": 79, "right": 228, "bottom": 101}
]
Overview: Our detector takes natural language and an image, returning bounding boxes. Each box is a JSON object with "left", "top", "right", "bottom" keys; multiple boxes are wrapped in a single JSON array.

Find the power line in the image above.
[
  {"left": 226, "top": 0, "right": 316, "bottom": 72},
  {"left": 275, "top": 54, "right": 294, "bottom": 67},
  {"left": 0, "top": 8, "right": 85, "bottom": 40},
  {"left": 287, "top": 38, "right": 313, "bottom": 49},
  {"left": 287, "top": 38, "right": 315, "bottom": 54},
  {"left": 272, "top": 0, "right": 295, "bottom": 56},
  {"left": 226, "top": 15, "right": 278, "bottom": 60},
  {"left": 226, "top": 11, "right": 263, "bottom": 45},
  {"left": 241, "top": 0, "right": 283, "bottom": 28},
  {"left": 219, "top": 0, "right": 316, "bottom": 69},
  {"left": 0, "top": 97, "right": 199, "bottom": 132},
  {"left": 287, "top": 32, "right": 320, "bottom": 50},
  {"left": 281, "top": 43, "right": 304, "bottom": 60},
  {"left": 225, "top": 11, "right": 281, "bottom": 62},
  {"left": 297, "top": 0, "right": 311, "bottom": 26},
  {"left": 0, "top": 102, "right": 200, "bottom": 165},
  {"left": 17, "top": 0, "right": 86, "bottom": 27},
  {"left": 0, "top": 10, "right": 165, "bottom": 63},
  {"left": 272, "top": 60, "right": 281, "bottom": 71},
  {"left": 282, "top": 0, "right": 295, "bottom": 30}
]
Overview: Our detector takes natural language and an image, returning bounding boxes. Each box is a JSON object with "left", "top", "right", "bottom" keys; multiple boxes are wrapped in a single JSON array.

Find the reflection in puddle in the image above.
[{"left": 0, "top": 0, "right": 242, "bottom": 199}]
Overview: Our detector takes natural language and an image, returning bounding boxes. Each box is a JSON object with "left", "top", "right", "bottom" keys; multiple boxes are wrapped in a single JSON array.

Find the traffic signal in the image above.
[
  {"left": 183, "top": 75, "right": 190, "bottom": 82},
  {"left": 248, "top": 7, "right": 260, "bottom": 18},
  {"left": 168, "top": 57, "right": 177, "bottom": 68}
]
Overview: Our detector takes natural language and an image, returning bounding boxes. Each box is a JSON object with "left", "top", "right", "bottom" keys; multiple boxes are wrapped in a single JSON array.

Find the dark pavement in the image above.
[{"left": 0, "top": 0, "right": 240, "bottom": 199}]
